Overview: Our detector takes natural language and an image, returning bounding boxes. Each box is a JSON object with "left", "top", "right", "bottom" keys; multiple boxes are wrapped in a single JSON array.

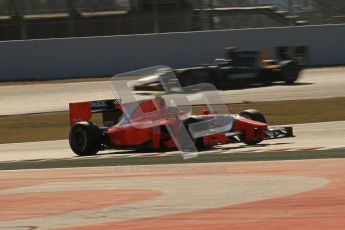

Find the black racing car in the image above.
[{"left": 134, "top": 48, "right": 302, "bottom": 90}]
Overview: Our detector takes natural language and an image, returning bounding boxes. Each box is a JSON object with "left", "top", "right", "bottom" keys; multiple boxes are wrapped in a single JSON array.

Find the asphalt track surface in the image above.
[
  {"left": 1, "top": 67, "right": 345, "bottom": 115},
  {"left": 1, "top": 121, "right": 344, "bottom": 162},
  {"left": 2, "top": 158, "right": 345, "bottom": 230},
  {"left": 0, "top": 67, "right": 344, "bottom": 162},
  {"left": 1, "top": 68, "right": 345, "bottom": 230}
]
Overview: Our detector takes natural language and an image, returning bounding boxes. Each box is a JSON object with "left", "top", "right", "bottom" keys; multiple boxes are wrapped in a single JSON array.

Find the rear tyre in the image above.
[
  {"left": 280, "top": 60, "right": 300, "bottom": 84},
  {"left": 69, "top": 122, "right": 101, "bottom": 156},
  {"left": 239, "top": 109, "right": 266, "bottom": 145}
]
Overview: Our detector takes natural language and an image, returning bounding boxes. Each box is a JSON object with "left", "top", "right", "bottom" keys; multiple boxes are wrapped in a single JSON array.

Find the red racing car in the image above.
[{"left": 68, "top": 97, "right": 293, "bottom": 156}]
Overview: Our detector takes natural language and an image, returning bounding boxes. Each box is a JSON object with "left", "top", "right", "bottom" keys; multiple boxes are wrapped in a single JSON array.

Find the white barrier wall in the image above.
[{"left": 1, "top": 24, "right": 345, "bottom": 81}]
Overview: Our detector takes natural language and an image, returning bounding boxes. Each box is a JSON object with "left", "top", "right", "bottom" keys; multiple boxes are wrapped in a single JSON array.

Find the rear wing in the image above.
[{"left": 69, "top": 99, "right": 122, "bottom": 127}]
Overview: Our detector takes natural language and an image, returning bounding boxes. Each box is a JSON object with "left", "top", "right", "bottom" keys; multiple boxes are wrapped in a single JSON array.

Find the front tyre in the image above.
[
  {"left": 176, "top": 69, "right": 211, "bottom": 87},
  {"left": 240, "top": 109, "right": 267, "bottom": 124},
  {"left": 69, "top": 122, "right": 101, "bottom": 156},
  {"left": 239, "top": 109, "right": 266, "bottom": 145}
]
